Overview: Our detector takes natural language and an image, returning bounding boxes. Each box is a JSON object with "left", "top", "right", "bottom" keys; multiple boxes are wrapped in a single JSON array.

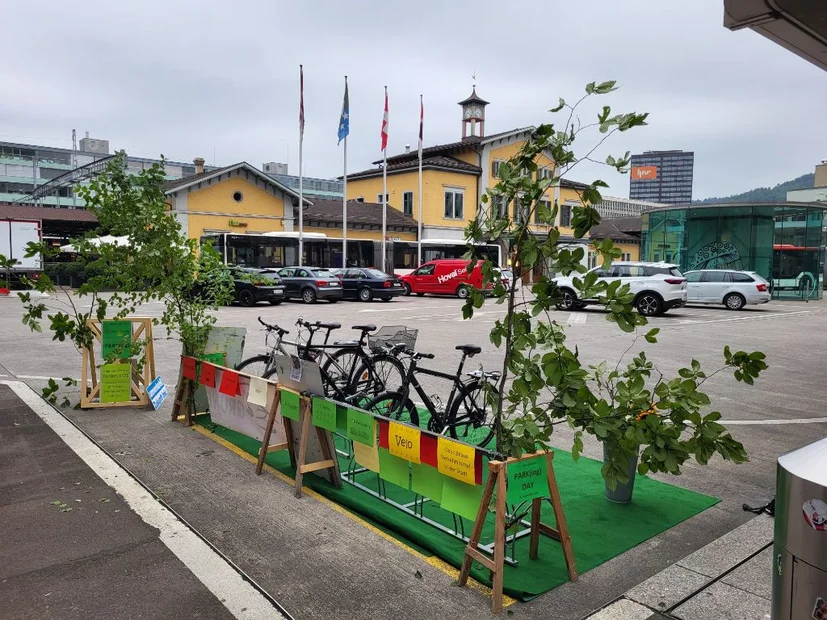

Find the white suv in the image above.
[{"left": 553, "top": 262, "right": 688, "bottom": 316}]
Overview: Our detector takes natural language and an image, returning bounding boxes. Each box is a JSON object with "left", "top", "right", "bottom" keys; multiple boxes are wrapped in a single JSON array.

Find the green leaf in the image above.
[{"left": 644, "top": 328, "right": 659, "bottom": 343}]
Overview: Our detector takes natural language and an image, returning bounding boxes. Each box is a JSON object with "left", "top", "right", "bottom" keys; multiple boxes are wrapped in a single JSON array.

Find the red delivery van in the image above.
[{"left": 399, "top": 259, "right": 490, "bottom": 298}]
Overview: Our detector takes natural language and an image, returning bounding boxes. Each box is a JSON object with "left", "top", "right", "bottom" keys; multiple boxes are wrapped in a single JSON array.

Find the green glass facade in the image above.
[{"left": 641, "top": 203, "right": 827, "bottom": 300}]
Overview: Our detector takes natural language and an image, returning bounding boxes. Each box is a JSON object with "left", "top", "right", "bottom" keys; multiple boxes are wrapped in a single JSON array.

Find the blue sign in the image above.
[{"left": 147, "top": 377, "right": 168, "bottom": 410}]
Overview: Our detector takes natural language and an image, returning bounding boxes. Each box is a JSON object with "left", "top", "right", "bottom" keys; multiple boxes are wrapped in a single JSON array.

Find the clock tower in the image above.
[{"left": 458, "top": 87, "right": 489, "bottom": 140}]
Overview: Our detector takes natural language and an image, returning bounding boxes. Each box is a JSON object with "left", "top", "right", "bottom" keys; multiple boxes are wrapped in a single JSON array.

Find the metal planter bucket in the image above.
[{"left": 603, "top": 443, "right": 639, "bottom": 504}]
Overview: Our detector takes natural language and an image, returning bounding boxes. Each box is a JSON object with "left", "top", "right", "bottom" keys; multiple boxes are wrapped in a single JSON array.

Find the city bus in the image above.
[{"left": 199, "top": 232, "right": 502, "bottom": 274}]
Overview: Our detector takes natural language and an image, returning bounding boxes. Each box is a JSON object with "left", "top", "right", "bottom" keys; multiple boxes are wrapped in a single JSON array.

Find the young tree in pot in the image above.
[{"left": 461, "top": 81, "right": 767, "bottom": 500}]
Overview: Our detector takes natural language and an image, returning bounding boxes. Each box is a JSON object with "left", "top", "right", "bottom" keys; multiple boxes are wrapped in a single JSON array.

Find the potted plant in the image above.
[{"left": 579, "top": 341, "right": 766, "bottom": 503}]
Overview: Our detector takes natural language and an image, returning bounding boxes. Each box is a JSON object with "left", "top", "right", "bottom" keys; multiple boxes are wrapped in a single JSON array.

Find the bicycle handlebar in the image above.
[{"left": 258, "top": 316, "right": 289, "bottom": 336}]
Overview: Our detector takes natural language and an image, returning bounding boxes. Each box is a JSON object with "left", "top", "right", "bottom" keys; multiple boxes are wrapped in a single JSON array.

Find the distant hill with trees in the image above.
[{"left": 695, "top": 173, "right": 814, "bottom": 204}]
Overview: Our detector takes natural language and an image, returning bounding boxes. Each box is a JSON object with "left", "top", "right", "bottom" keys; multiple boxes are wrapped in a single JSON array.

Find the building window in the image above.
[
  {"left": 493, "top": 195, "right": 508, "bottom": 219},
  {"left": 514, "top": 197, "right": 529, "bottom": 224},
  {"left": 535, "top": 199, "right": 551, "bottom": 224},
  {"left": 376, "top": 193, "right": 389, "bottom": 204},
  {"left": 233, "top": 191, "right": 243, "bottom": 203},
  {"left": 402, "top": 191, "right": 413, "bottom": 216},
  {"left": 444, "top": 189, "right": 464, "bottom": 219},
  {"left": 538, "top": 168, "right": 554, "bottom": 180},
  {"left": 560, "top": 204, "right": 572, "bottom": 227},
  {"left": 355, "top": 196, "right": 365, "bottom": 202},
  {"left": 492, "top": 160, "right": 502, "bottom": 179}
]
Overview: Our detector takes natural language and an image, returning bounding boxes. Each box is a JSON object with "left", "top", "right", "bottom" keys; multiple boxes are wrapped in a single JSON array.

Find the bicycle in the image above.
[
  {"left": 363, "top": 344, "right": 501, "bottom": 448},
  {"left": 237, "top": 317, "right": 405, "bottom": 403}
]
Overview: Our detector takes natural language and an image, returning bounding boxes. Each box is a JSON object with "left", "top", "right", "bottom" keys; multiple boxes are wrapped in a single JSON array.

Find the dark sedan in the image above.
[
  {"left": 231, "top": 267, "right": 286, "bottom": 307},
  {"left": 333, "top": 267, "right": 406, "bottom": 302},
  {"left": 276, "top": 267, "right": 343, "bottom": 304}
]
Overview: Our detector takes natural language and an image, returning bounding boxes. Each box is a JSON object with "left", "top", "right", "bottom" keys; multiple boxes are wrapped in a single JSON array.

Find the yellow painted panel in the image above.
[
  {"left": 347, "top": 169, "right": 478, "bottom": 231},
  {"left": 186, "top": 214, "right": 284, "bottom": 240},
  {"left": 186, "top": 176, "right": 286, "bottom": 219}
]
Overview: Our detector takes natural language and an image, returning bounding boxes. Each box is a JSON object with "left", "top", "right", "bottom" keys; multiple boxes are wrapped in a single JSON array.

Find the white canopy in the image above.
[{"left": 60, "top": 235, "right": 130, "bottom": 253}]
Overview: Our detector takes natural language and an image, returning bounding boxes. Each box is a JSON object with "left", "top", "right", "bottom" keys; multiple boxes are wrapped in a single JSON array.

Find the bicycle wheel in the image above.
[
  {"left": 322, "top": 348, "right": 360, "bottom": 395},
  {"left": 363, "top": 391, "right": 419, "bottom": 426},
  {"left": 350, "top": 354, "right": 406, "bottom": 404},
  {"left": 235, "top": 355, "right": 273, "bottom": 378},
  {"left": 447, "top": 380, "right": 498, "bottom": 448}
]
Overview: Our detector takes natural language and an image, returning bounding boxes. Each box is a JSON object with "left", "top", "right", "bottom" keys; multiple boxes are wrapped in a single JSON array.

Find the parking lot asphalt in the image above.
[{"left": 1, "top": 290, "right": 825, "bottom": 619}]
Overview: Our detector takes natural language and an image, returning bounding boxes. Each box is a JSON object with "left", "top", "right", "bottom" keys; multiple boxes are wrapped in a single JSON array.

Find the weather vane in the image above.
[{"left": 472, "top": 71, "right": 476, "bottom": 89}]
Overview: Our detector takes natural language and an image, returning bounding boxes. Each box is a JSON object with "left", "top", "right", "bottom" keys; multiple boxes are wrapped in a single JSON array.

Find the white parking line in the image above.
[
  {"left": 2, "top": 380, "right": 287, "bottom": 620},
  {"left": 566, "top": 313, "right": 587, "bottom": 326},
  {"left": 676, "top": 310, "right": 812, "bottom": 325},
  {"left": 723, "top": 417, "right": 827, "bottom": 425}
]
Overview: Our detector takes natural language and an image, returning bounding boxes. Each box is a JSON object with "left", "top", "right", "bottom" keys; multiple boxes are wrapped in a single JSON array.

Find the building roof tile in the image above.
[
  {"left": 304, "top": 199, "right": 418, "bottom": 229},
  {"left": 0, "top": 203, "right": 98, "bottom": 222}
]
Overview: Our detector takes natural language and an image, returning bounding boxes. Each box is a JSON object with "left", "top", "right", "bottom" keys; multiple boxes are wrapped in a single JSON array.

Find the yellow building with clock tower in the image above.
[{"left": 345, "top": 87, "right": 591, "bottom": 282}]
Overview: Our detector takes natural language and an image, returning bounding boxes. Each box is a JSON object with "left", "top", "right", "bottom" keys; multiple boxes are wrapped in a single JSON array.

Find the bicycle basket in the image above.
[{"left": 369, "top": 326, "right": 418, "bottom": 354}]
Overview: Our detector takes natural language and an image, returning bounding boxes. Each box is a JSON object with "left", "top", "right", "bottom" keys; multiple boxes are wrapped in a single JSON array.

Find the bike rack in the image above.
[{"left": 334, "top": 433, "right": 534, "bottom": 567}]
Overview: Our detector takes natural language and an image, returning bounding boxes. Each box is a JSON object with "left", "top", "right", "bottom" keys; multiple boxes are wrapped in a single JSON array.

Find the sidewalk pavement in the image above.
[
  {"left": 0, "top": 382, "right": 285, "bottom": 620},
  {"left": 586, "top": 514, "right": 774, "bottom": 620}
]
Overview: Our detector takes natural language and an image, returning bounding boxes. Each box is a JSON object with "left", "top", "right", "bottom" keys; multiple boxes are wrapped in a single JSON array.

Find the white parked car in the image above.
[
  {"left": 684, "top": 270, "right": 771, "bottom": 310},
  {"left": 553, "top": 262, "right": 687, "bottom": 317}
]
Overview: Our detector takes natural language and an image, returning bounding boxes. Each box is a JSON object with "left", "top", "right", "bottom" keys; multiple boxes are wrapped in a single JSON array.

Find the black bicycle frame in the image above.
[{"left": 402, "top": 354, "right": 471, "bottom": 428}]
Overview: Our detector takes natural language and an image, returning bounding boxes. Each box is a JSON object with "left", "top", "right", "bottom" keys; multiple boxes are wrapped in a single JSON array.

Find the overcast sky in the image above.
[{"left": 2, "top": 1, "right": 826, "bottom": 200}]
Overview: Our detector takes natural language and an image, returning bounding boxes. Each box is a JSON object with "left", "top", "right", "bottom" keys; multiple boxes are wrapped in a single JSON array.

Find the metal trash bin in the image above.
[{"left": 772, "top": 437, "right": 827, "bottom": 620}]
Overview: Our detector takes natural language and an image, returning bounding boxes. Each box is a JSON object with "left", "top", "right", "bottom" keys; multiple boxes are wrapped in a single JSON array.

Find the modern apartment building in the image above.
[
  {"left": 594, "top": 196, "right": 664, "bottom": 219},
  {"left": 629, "top": 150, "right": 694, "bottom": 205},
  {"left": 0, "top": 134, "right": 205, "bottom": 207}
]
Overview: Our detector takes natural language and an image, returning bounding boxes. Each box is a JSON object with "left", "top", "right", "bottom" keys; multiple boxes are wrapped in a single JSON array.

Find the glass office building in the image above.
[{"left": 641, "top": 203, "right": 827, "bottom": 300}]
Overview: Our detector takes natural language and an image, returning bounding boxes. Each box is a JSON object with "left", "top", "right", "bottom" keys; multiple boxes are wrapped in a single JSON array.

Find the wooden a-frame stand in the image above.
[
  {"left": 457, "top": 450, "right": 577, "bottom": 614},
  {"left": 171, "top": 376, "right": 196, "bottom": 426},
  {"left": 81, "top": 318, "right": 156, "bottom": 409},
  {"left": 255, "top": 390, "right": 341, "bottom": 497}
]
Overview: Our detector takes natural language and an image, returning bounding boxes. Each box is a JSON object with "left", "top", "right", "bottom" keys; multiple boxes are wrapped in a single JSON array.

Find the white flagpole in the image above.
[
  {"left": 381, "top": 88, "right": 388, "bottom": 272},
  {"left": 343, "top": 137, "right": 348, "bottom": 268},
  {"left": 342, "top": 76, "right": 348, "bottom": 269},
  {"left": 417, "top": 94, "right": 423, "bottom": 266},
  {"left": 298, "top": 65, "right": 304, "bottom": 267}
]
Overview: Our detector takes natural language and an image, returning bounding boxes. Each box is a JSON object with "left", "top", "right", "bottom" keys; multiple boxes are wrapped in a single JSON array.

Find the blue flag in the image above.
[{"left": 338, "top": 79, "right": 349, "bottom": 144}]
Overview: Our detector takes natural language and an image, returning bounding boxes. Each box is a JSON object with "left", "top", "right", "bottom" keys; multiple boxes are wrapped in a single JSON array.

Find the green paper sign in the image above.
[
  {"left": 100, "top": 363, "right": 132, "bottom": 403},
  {"left": 336, "top": 405, "right": 348, "bottom": 434},
  {"left": 312, "top": 397, "right": 337, "bottom": 432},
  {"left": 102, "top": 321, "right": 132, "bottom": 360},
  {"left": 346, "top": 408, "right": 375, "bottom": 446},
  {"left": 441, "top": 476, "right": 483, "bottom": 521},
  {"left": 506, "top": 456, "right": 548, "bottom": 505},
  {"left": 411, "top": 462, "right": 443, "bottom": 503},
  {"left": 280, "top": 389, "right": 301, "bottom": 421},
  {"left": 378, "top": 448, "right": 410, "bottom": 489},
  {"left": 201, "top": 352, "right": 225, "bottom": 366}
]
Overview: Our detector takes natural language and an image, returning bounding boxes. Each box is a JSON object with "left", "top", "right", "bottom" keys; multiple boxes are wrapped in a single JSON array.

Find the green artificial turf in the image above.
[{"left": 196, "top": 415, "right": 718, "bottom": 600}]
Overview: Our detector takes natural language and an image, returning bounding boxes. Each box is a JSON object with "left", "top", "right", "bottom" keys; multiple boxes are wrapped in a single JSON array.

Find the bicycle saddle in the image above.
[
  {"left": 351, "top": 324, "right": 377, "bottom": 332},
  {"left": 456, "top": 344, "right": 482, "bottom": 356},
  {"left": 315, "top": 321, "right": 341, "bottom": 330}
]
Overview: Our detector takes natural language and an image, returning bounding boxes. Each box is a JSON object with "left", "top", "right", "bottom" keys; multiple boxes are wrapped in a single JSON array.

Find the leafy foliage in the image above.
[
  {"left": 18, "top": 153, "right": 234, "bottom": 402},
  {"left": 463, "top": 82, "right": 767, "bottom": 488}
]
